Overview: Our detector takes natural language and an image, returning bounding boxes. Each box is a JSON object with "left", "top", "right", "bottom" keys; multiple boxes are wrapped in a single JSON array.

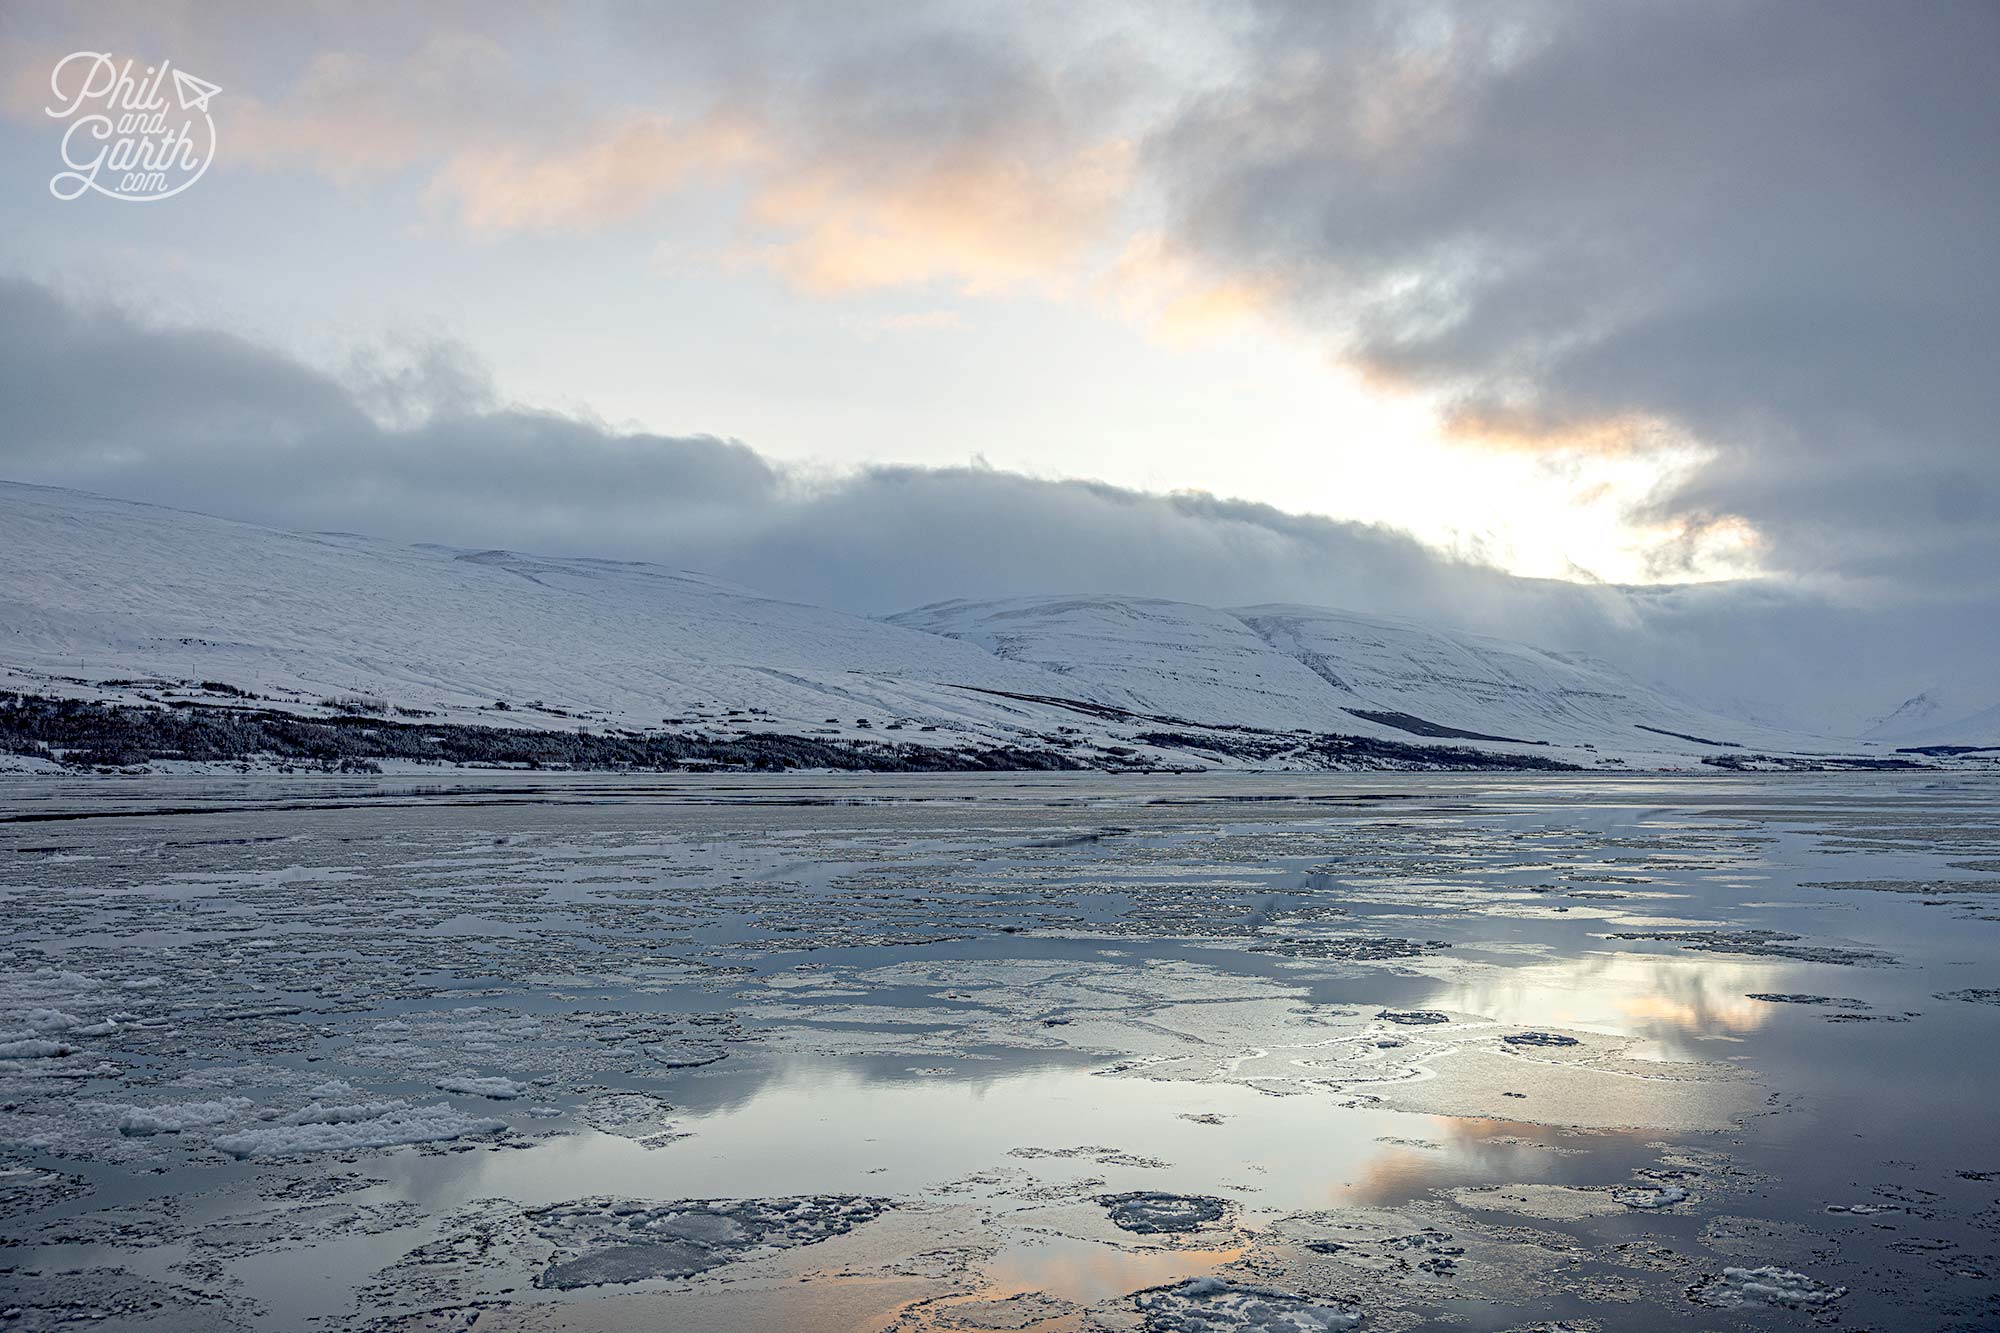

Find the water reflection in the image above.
[
  {"left": 1340, "top": 1115, "right": 1657, "bottom": 1207},
  {"left": 981, "top": 1240, "right": 1247, "bottom": 1305},
  {"left": 427, "top": 1064, "right": 1416, "bottom": 1213},
  {"left": 1425, "top": 950, "right": 1788, "bottom": 1047}
]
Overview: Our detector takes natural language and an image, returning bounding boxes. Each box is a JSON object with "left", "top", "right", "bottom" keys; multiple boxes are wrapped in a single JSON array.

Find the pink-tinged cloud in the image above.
[
  {"left": 736, "top": 137, "right": 1131, "bottom": 295},
  {"left": 1105, "top": 232, "right": 1286, "bottom": 343},
  {"left": 428, "top": 113, "right": 763, "bottom": 233},
  {"left": 1438, "top": 402, "right": 1682, "bottom": 458}
]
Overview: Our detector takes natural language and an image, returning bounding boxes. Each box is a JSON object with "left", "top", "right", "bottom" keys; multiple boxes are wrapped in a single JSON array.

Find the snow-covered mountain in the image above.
[
  {"left": 889, "top": 596, "right": 1821, "bottom": 755},
  {"left": 0, "top": 480, "right": 1910, "bottom": 769},
  {"left": 1862, "top": 691, "right": 2000, "bottom": 749},
  {"left": 1865, "top": 689, "right": 1953, "bottom": 738},
  {"left": 1858, "top": 689, "right": 2000, "bottom": 749},
  {"left": 0, "top": 481, "right": 1082, "bottom": 744}
]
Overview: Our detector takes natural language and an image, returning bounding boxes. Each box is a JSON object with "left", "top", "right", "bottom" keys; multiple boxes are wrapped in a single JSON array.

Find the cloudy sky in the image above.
[{"left": 1, "top": 2, "right": 1994, "bottom": 726}]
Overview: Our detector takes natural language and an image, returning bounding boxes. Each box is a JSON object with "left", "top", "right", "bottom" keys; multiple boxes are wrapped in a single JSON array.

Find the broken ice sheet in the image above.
[{"left": 1, "top": 772, "right": 1996, "bottom": 1331}]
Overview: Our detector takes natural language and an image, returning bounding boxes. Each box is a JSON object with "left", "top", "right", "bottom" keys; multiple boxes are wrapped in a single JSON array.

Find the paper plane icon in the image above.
[{"left": 171, "top": 68, "right": 220, "bottom": 112}]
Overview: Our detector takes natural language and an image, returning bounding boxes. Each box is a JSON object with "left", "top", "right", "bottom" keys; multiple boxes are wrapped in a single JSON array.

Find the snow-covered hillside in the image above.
[
  {"left": 1235, "top": 603, "right": 1792, "bottom": 749},
  {"left": 0, "top": 480, "right": 1917, "bottom": 769},
  {"left": 1862, "top": 690, "right": 2000, "bottom": 749},
  {"left": 890, "top": 596, "right": 1831, "bottom": 758},
  {"left": 0, "top": 481, "right": 1086, "bottom": 745}
]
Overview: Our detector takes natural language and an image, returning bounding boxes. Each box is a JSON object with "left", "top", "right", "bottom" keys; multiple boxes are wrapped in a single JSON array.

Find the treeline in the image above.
[{"left": 0, "top": 693, "right": 1082, "bottom": 774}]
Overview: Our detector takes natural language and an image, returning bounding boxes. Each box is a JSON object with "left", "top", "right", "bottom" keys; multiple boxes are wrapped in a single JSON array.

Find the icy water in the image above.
[{"left": 1, "top": 773, "right": 1998, "bottom": 1332}]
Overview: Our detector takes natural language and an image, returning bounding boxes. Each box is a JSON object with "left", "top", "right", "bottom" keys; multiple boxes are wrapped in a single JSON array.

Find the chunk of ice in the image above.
[
  {"left": 1694, "top": 1265, "right": 1847, "bottom": 1311},
  {"left": 1136, "top": 1278, "right": 1362, "bottom": 1331},
  {"left": 113, "top": 1097, "right": 253, "bottom": 1136},
  {"left": 214, "top": 1100, "right": 503, "bottom": 1158},
  {"left": 436, "top": 1075, "right": 529, "bottom": 1100}
]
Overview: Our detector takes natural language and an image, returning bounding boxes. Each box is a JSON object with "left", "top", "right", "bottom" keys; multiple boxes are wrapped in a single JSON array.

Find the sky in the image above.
[{"left": 1, "top": 2, "right": 1995, "bottom": 728}]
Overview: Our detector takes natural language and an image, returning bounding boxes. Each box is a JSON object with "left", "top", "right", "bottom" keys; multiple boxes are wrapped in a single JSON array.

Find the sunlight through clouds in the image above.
[{"left": 1, "top": 0, "right": 1993, "bottom": 727}]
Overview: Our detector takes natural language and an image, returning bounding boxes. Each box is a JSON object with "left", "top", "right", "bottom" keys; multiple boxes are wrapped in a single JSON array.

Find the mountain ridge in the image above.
[{"left": 0, "top": 479, "right": 1958, "bottom": 771}]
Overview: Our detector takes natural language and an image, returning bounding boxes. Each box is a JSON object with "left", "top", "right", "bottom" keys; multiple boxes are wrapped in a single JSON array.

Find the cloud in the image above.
[
  {"left": 1104, "top": 231, "right": 1285, "bottom": 343},
  {"left": 114, "top": 0, "right": 1996, "bottom": 595},
  {"left": 1147, "top": 1, "right": 2000, "bottom": 593},
  {"left": 8, "top": 3, "right": 1141, "bottom": 292},
  {"left": 428, "top": 112, "right": 762, "bottom": 233},
  {"left": 735, "top": 134, "right": 1130, "bottom": 295},
  {"left": 2, "top": 276, "right": 1992, "bottom": 730}
]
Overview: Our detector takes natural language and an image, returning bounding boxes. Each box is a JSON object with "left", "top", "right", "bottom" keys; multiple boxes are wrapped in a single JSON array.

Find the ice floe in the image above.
[
  {"left": 1611, "top": 1184, "right": 1690, "bottom": 1210},
  {"left": 1607, "top": 928, "right": 1895, "bottom": 966},
  {"left": 1134, "top": 1278, "right": 1362, "bottom": 1332},
  {"left": 1098, "top": 1191, "right": 1232, "bottom": 1234},
  {"left": 435, "top": 1074, "right": 530, "bottom": 1099},
  {"left": 109, "top": 1097, "right": 254, "bottom": 1136},
  {"left": 1501, "top": 1031, "right": 1580, "bottom": 1048},
  {"left": 213, "top": 1099, "right": 504, "bottom": 1158},
  {"left": 526, "top": 1195, "right": 890, "bottom": 1289},
  {"left": 1374, "top": 1010, "right": 1449, "bottom": 1026},
  {"left": 1690, "top": 1264, "right": 1847, "bottom": 1311}
]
